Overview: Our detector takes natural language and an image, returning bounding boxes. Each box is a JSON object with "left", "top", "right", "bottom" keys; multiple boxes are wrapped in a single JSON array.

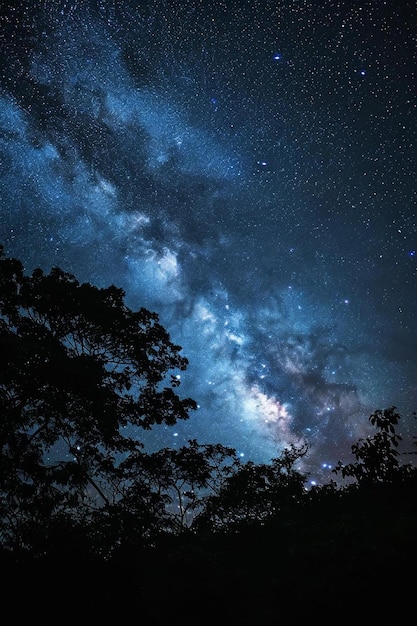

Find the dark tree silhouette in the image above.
[
  {"left": 194, "top": 442, "right": 309, "bottom": 532},
  {"left": 0, "top": 245, "right": 197, "bottom": 555},
  {"left": 333, "top": 406, "right": 415, "bottom": 485},
  {"left": 118, "top": 439, "right": 240, "bottom": 535},
  {"left": 2, "top": 246, "right": 417, "bottom": 623}
]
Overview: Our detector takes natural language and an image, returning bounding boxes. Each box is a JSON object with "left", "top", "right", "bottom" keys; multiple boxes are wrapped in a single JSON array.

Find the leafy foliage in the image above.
[
  {"left": 0, "top": 245, "right": 196, "bottom": 553},
  {"left": 194, "top": 442, "right": 309, "bottom": 531},
  {"left": 0, "top": 246, "right": 416, "bottom": 569},
  {"left": 333, "top": 406, "right": 415, "bottom": 485},
  {"left": 119, "top": 440, "right": 240, "bottom": 535}
]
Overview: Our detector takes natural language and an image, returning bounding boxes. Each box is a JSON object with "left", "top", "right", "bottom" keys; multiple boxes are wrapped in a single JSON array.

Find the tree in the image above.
[
  {"left": 0, "top": 245, "right": 197, "bottom": 555},
  {"left": 194, "top": 442, "right": 309, "bottom": 532},
  {"left": 118, "top": 439, "right": 239, "bottom": 536},
  {"left": 333, "top": 406, "right": 415, "bottom": 486}
]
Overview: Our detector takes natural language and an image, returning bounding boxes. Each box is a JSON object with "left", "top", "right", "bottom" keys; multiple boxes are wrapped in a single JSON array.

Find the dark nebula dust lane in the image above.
[{"left": 1, "top": 0, "right": 416, "bottom": 481}]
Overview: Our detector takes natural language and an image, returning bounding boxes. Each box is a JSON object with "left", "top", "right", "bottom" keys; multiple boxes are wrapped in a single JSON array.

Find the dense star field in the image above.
[{"left": 1, "top": 0, "right": 416, "bottom": 482}]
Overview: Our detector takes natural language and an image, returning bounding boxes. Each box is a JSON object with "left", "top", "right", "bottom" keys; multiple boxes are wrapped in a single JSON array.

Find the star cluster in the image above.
[{"left": 1, "top": 0, "right": 416, "bottom": 479}]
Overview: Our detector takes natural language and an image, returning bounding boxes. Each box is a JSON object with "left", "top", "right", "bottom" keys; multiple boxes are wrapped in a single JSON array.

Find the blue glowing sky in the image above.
[{"left": 1, "top": 0, "right": 416, "bottom": 481}]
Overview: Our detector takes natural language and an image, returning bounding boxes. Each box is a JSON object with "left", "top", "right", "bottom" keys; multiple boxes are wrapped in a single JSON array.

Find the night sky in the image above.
[{"left": 1, "top": 0, "right": 416, "bottom": 483}]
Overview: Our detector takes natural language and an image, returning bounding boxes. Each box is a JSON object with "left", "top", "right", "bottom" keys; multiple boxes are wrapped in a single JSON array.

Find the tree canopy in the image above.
[
  {"left": 0, "top": 245, "right": 197, "bottom": 553},
  {"left": 0, "top": 245, "right": 416, "bottom": 568}
]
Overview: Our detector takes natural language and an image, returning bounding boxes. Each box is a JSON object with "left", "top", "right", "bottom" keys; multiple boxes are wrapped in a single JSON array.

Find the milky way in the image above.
[{"left": 1, "top": 0, "right": 416, "bottom": 481}]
